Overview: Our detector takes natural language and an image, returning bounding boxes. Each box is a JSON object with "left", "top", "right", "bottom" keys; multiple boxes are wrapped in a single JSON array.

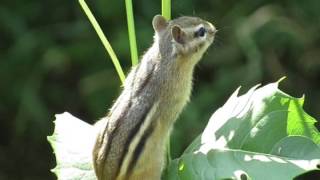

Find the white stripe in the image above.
[{"left": 118, "top": 101, "right": 159, "bottom": 177}]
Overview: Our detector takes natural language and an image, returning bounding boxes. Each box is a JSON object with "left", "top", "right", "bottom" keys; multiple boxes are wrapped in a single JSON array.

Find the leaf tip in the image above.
[
  {"left": 277, "top": 76, "right": 286, "bottom": 84},
  {"left": 232, "top": 86, "right": 241, "bottom": 97},
  {"left": 50, "top": 167, "right": 58, "bottom": 175},
  {"left": 253, "top": 83, "right": 262, "bottom": 89},
  {"left": 47, "top": 135, "right": 52, "bottom": 142},
  {"left": 299, "top": 94, "right": 305, "bottom": 104}
]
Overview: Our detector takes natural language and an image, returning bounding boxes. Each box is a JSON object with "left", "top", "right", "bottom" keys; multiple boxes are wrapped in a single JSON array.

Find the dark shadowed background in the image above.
[{"left": 0, "top": 0, "right": 319, "bottom": 179}]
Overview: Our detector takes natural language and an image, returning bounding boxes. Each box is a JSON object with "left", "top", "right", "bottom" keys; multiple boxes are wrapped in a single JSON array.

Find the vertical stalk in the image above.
[
  {"left": 162, "top": 0, "right": 172, "bottom": 162},
  {"left": 162, "top": 0, "right": 171, "bottom": 20},
  {"left": 79, "top": 0, "right": 125, "bottom": 84},
  {"left": 125, "top": 0, "right": 139, "bottom": 66}
]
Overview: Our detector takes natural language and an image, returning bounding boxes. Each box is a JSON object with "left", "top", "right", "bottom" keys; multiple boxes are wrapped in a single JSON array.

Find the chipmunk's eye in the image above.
[{"left": 194, "top": 27, "right": 206, "bottom": 37}]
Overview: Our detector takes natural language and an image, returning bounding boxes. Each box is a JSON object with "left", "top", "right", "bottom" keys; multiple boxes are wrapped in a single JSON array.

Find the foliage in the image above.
[
  {"left": 48, "top": 81, "right": 320, "bottom": 180},
  {"left": 164, "top": 81, "right": 320, "bottom": 179},
  {"left": 47, "top": 113, "right": 96, "bottom": 180}
]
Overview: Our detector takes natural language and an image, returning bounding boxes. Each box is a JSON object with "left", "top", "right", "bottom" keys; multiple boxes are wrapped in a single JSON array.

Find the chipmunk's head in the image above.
[{"left": 152, "top": 15, "right": 217, "bottom": 60}]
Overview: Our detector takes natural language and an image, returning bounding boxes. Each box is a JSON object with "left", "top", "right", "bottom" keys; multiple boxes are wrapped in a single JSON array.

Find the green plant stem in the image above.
[
  {"left": 125, "top": 0, "right": 139, "bottom": 66},
  {"left": 162, "top": 0, "right": 171, "bottom": 20},
  {"left": 79, "top": 0, "right": 125, "bottom": 84},
  {"left": 162, "top": 0, "right": 172, "bottom": 162}
]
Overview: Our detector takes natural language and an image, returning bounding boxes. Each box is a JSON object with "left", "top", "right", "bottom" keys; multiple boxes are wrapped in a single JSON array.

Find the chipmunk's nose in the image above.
[{"left": 207, "top": 22, "right": 217, "bottom": 35}]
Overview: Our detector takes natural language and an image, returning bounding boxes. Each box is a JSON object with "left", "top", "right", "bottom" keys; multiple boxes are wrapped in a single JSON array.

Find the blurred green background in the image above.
[{"left": 0, "top": 0, "right": 319, "bottom": 179}]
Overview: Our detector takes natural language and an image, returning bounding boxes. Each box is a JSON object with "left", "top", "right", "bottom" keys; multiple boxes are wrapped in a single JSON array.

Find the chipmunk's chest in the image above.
[
  {"left": 163, "top": 60, "right": 195, "bottom": 101},
  {"left": 154, "top": 61, "right": 195, "bottom": 123}
]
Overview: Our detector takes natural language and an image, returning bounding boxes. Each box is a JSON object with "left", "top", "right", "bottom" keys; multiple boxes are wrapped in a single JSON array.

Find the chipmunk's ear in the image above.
[
  {"left": 152, "top": 15, "right": 168, "bottom": 33},
  {"left": 171, "top": 25, "right": 185, "bottom": 44}
]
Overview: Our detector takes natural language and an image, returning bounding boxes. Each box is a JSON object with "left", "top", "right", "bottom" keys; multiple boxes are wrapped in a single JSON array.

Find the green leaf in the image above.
[
  {"left": 165, "top": 149, "right": 319, "bottom": 180},
  {"left": 165, "top": 81, "right": 320, "bottom": 179},
  {"left": 270, "top": 135, "right": 320, "bottom": 160},
  {"left": 198, "top": 82, "right": 319, "bottom": 153},
  {"left": 48, "top": 81, "right": 320, "bottom": 180},
  {"left": 47, "top": 112, "right": 97, "bottom": 180}
]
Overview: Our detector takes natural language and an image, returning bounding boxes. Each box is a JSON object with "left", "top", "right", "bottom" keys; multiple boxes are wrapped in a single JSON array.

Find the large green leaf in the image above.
[
  {"left": 165, "top": 81, "right": 320, "bottom": 179},
  {"left": 47, "top": 112, "right": 96, "bottom": 180},
  {"left": 48, "top": 81, "right": 320, "bottom": 179},
  {"left": 164, "top": 148, "right": 320, "bottom": 180},
  {"left": 198, "top": 82, "right": 319, "bottom": 153}
]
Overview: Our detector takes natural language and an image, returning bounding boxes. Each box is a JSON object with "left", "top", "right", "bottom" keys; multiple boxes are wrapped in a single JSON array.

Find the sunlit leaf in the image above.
[
  {"left": 165, "top": 81, "right": 320, "bottom": 179},
  {"left": 47, "top": 112, "right": 96, "bottom": 180}
]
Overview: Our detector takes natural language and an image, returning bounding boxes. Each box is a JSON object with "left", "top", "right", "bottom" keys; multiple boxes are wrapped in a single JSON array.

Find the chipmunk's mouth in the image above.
[
  {"left": 208, "top": 28, "right": 218, "bottom": 35},
  {"left": 206, "top": 34, "right": 215, "bottom": 44},
  {"left": 206, "top": 22, "right": 217, "bottom": 37}
]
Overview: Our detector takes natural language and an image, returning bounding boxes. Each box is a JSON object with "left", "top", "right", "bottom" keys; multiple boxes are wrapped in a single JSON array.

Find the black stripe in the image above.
[
  {"left": 104, "top": 62, "right": 157, "bottom": 178},
  {"left": 93, "top": 119, "right": 109, "bottom": 174},
  {"left": 102, "top": 63, "right": 139, "bottom": 170},
  {"left": 135, "top": 63, "right": 155, "bottom": 96},
  {"left": 101, "top": 101, "right": 132, "bottom": 177},
  {"left": 115, "top": 104, "right": 153, "bottom": 178},
  {"left": 131, "top": 62, "right": 142, "bottom": 92},
  {"left": 114, "top": 62, "right": 155, "bottom": 177},
  {"left": 99, "top": 118, "right": 110, "bottom": 153},
  {"left": 126, "top": 122, "right": 155, "bottom": 178}
]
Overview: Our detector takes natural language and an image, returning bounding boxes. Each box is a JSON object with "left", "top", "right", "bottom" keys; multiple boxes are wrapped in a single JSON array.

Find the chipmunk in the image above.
[{"left": 92, "top": 15, "right": 216, "bottom": 180}]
